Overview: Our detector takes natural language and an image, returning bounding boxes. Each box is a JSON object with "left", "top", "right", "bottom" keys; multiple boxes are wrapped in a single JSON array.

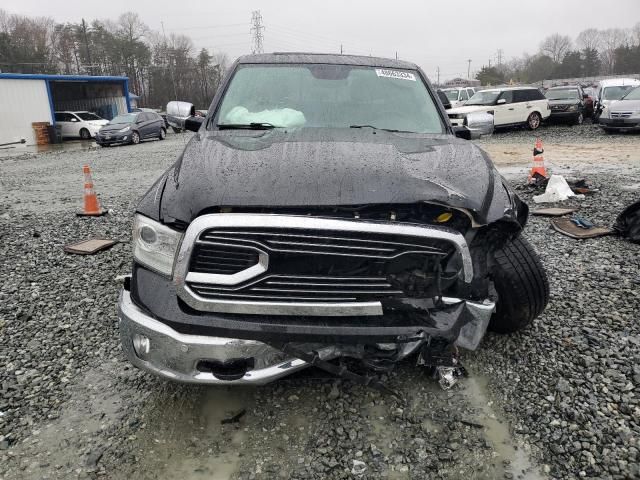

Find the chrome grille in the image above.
[
  {"left": 610, "top": 112, "right": 633, "bottom": 118},
  {"left": 174, "top": 214, "right": 473, "bottom": 316}
]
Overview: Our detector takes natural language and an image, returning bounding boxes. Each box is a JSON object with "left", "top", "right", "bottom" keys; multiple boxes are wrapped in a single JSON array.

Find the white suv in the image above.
[
  {"left": 448, "top": 87, "right": 550, "bottom": 130},
  {"left": 54, "top": 111, "right": 109, "bottom": 139},
  {"left": 441, "top": 87, "right": 477, "bottom": 108}
]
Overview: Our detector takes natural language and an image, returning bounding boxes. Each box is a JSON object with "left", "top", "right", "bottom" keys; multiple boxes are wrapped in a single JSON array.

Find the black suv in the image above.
[
  {"left": 545, "top": 85, "right": 587, "bottom": 125},
  {"left": 118, "top": 53, "right": 548, "bottom": 386}
]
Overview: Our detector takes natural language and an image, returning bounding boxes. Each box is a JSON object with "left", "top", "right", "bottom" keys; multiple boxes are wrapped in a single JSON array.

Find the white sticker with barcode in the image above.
[{"left": 375, "top": 69, "right": 416, "bottom": 81}]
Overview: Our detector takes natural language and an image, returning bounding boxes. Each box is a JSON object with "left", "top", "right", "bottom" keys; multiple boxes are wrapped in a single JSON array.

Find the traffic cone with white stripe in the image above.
[
  {"left": 528, "top": 138, "right": 548, "bottom": 183},
  {"left": 78, "top": 165, "right": 106, "bottom": 216}
]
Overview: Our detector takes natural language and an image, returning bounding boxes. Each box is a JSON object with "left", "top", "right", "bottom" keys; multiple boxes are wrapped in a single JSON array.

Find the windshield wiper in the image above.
[
  {"left": 349, "top": 124, "right": 416, "bottom": 133},
  {"left": 217, "top": 122, "right": 282, "bottom": 130}
]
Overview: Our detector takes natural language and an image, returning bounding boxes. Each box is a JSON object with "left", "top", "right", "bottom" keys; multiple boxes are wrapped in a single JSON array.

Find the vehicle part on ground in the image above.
[
  {"left": 489, "top": 235, "right": 549, "bottom": 333},
  {"left": 614, "top": 200, "right": 640, "bottom": 243},
  {"left": 550, "top": 217, "right": 614, "bottom": 240}
]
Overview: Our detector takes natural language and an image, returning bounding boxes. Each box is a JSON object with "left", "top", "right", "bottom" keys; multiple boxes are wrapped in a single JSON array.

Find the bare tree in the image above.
[
  {"left": 540, "top": 34, "right": 572, "bottom": 63},
  {"left": 631, "top": 22, "right": 640, "bottom": 46},
  {"left": 576, "top": 28, "right": 601, "bottom": 51},
  {"left": 600, "top": 28, "right": 628, "bottom": 73}
]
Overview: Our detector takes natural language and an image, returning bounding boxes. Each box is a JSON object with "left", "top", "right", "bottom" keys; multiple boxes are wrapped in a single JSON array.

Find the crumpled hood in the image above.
[{"left": 147, "top": 129, "right": 515, "bottom": 227}]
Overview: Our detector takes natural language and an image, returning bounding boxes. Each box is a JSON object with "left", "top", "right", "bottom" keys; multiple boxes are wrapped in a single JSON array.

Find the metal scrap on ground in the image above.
[{"left": 63, "top": 239, "right": 117, "bottom": 255}]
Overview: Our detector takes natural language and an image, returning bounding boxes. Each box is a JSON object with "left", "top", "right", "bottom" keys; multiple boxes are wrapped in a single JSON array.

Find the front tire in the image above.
[
  {"left": 526, "top": 112, "right": 542, "bottom": 130},
  {"left": 159, "top": 128, "right": 166, "bottom": 140},
  {"left": 489, "top": 235, "right": 549, "bottom": 333},
  {"left": 80, "top": 128, "right": 91, "bottom": 140},
  {"left": 131, "top": 131, "right": 140, "bottom": 145},
  {"left": 574, "top": 112, "right": 584, "bottom": 126}
]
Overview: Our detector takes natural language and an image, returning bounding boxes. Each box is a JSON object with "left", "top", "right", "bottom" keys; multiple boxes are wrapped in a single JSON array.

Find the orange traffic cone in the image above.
[
  {"left": 78, "top": 165, "right": 106, "bottom": 216},
  {"left": 528, "top": 138, "right": 548, "bottom": 183}
]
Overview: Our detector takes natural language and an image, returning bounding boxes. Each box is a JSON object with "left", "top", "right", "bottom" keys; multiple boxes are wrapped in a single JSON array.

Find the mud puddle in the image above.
[{"left": 461, "top": 374, "right": 545, "bottom": 480}]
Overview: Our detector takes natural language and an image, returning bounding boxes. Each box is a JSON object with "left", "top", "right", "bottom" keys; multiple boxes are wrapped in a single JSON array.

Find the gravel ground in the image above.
[{"left": 0, "top": 127, "right": 639, "bottom": 480}]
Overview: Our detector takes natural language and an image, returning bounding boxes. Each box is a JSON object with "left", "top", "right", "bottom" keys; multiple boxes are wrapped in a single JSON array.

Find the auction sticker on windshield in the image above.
[{"left": 375, "top": 69, "right": 416, "bottom": 81}]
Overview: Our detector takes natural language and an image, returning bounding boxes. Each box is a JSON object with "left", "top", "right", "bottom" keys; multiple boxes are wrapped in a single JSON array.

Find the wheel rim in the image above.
[
  {"left": 132, "top": 132, "right": 139, "bottom": 144},
  {"left": 160, "top": 129, "right": 165, "bottom": 139},
  {"left": 529, "top": 114, "right": 540, "bottom": 129},
  {"left": 81, "top": 129, "right": 89, "bottom": 139},
  {"left": 578, "top": 113, "right": 583, "bottom": 125}
]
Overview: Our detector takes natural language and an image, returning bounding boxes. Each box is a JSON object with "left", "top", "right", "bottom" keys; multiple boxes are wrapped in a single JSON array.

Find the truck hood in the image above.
[{"left": 143, "top": 128, "right": 518, "bottom": 226}]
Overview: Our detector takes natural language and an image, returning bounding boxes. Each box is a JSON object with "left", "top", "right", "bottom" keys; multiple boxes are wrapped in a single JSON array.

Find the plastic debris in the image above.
[
  {"left": 533, "top": 175, "right": 583, "bottom": 204},
  {"left": 550, "top": 218, "right": 613, "bottom": 239},
  {"left": 351, "top": 459, "right": 367, "bottom": 476},
  {"left": 64, "top": 238, "right": 116, "bottom": 255},
  {"left": 531, "top": 207, "right": 579, "bottom": 217}
]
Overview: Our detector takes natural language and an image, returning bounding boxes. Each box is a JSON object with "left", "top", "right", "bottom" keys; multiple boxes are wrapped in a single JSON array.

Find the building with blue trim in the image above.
[{"left": 0, "top": 73, "right": 131, "bottom": 146}]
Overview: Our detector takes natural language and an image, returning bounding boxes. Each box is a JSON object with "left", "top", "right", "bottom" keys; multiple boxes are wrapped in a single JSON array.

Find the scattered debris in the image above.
[
  {"left": 417, "top": 341, "right": 467, "bottom": 390},
  {"left": 567, "top": 179, "right": 599, "bottom": 195},
  {"left": 614, "top": 200, "right": 640, "bottom": 243},
  {"left": 550, "top": 217, "right": 613, "bottom": 239},
  {"left": 531, "top": 207, "right": 579, "bottom": 217},
  {"left": 64, "top": 238, "right": 117, "bottom": 255},
  {"left": 351, "top": 459, "right": 367, "bottom": 476},
  {"left": 533, "top": 175, "right": 583, "bottom": 203},
  {"left": 220, "top": 408, "right": 247, "bottom": 425}
]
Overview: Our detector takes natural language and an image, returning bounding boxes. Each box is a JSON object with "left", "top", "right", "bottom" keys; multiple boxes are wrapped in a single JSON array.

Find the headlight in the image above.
[
  {"left": 568, "top": 105, "right": 578, "bottom": 112},
  {"left": 118, "top": 126, "right": 131, "bottom": 133},
  {"left": 133, "top": 214, "right": 182, "bottom": 276}
]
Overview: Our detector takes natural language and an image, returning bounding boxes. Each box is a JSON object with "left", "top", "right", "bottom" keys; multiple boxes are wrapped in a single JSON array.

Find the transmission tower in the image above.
[
  {"left": 250, "top": 11, "right": 264, "bottom": 54},
  {"left": 496, "top": 49, "right": 504, "bottom": 66}
]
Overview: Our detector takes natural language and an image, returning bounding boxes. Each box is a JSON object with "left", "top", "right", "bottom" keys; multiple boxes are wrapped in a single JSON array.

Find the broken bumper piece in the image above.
[{"left": 118, "top": 290, "right": 494, "bottom": 385}]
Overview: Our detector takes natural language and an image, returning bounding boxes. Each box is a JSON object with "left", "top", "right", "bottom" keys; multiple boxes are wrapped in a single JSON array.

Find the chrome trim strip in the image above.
[
  {"left": 185, "top": 244, "right": 268, "bottom": 286},
  {"left": 173, "top": 214, "right": 473, "bottom": 315}
]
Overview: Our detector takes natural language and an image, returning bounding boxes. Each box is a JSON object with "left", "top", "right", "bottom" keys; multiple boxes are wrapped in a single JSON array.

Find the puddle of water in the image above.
[
  {"left": 156, "top": 386, "right": 254, "bottom": 480},
  {"left": 462, "top": 375, "right": 545, "bottom": 480}
]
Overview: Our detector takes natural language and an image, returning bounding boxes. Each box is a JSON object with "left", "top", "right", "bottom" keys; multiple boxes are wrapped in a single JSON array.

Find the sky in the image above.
[{"left": 3, "top": 0, "right": 640, "bottom": 81}]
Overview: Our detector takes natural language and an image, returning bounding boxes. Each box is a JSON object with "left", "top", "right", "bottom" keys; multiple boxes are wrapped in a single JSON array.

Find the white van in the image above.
[
  {"left": 441, "top": 87, "right": 477, "bottom": 108},
  {"left": 594, "top": 78, "right": 640, "bottom": 119}
]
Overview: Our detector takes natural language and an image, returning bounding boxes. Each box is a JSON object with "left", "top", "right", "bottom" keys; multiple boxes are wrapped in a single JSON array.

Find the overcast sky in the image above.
[{"left": 4, "top": 0, "right": 640, "bottom": 80}]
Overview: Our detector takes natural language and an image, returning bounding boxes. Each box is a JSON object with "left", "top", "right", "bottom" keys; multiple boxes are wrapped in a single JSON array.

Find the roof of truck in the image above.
[{"left": 236, "top": 52, "right": 418, "bottom": 70}]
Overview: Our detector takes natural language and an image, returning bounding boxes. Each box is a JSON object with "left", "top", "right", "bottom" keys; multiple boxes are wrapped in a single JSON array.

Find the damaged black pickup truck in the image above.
[{"left": 118, "top": 53, "right": 549, "bottom": 387}]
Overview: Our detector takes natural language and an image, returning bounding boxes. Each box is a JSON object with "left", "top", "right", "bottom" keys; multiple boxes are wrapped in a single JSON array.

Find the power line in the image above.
[{"left": 250, "top": 11, "right": 264, "bottom": 54}]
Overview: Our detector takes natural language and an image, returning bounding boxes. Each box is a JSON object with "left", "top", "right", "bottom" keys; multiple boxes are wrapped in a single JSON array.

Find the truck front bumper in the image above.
[
  {"left": 118, "top": 289, "right": 338, "bottom": 384},
  {"left": 118, "top": 287, "right": 495, "bottom": 385}
]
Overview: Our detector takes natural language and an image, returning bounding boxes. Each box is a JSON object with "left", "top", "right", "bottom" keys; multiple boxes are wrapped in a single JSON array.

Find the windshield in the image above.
[
  {"left": 466, "top": 90, "right": 501, "bottom": 106},
  {"left": 215, "top": 64, "right": 445, "bottom": 134},
  {"left": 603, "top": 85, "right": 637, "bottom": 101},
  {"left": 109, "top": 113, "right": 138, "bottom": 124},
  {"left": 444, "top": 90, "right": 460, "bottom": 101},
  {"left": 76, "top": 112, "right": 103, "bottom": 121},
  {"left": 622, "top": 86, "right": 640, "bottom": 100},
  {"left": 546, "top": 89, "right": 579, "bottom": 101}
]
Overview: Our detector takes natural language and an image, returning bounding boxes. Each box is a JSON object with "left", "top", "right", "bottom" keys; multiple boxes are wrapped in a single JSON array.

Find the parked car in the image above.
[
  {"left": 598, "top": 86, "right": 640, "bottom": 133},
  {"left": 117, "top": 53, "right": 548, "bottom": 387},
  {"left": 594, "top": 78, "right": 640, "bottom": 121},
  {"left": 436, "top": 89, "right": 452, "bottom": 109},
  {"left": 95, "top": 111, "right": 166, "bottom": 146},
  {"left": 448, "top": 86, "right": 550, "bottom": 130},
  {"left": 54, "top": 111, "right": 108, "bottom": 140},
  {"left": 441, "top": 87, "right": 476, "bottom": 108},
  {"left": 545, "top": 85, "right": 587, "bottom": 125}
]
